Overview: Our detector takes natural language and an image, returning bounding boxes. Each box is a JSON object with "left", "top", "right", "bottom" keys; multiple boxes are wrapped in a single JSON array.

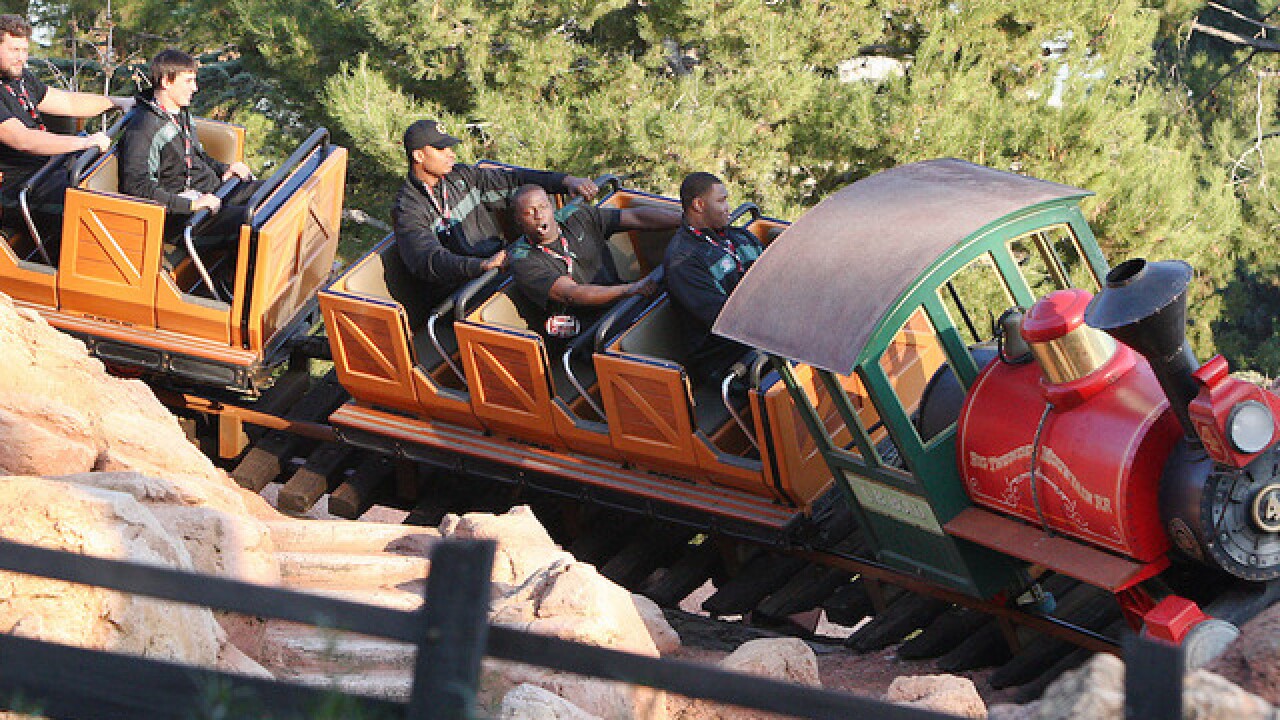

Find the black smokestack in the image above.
[{"left": 1084, "top": 258, "right": 1199, "bottom": 438}]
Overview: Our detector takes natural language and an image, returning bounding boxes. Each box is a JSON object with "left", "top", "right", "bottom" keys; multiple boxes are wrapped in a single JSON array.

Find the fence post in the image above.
[
  {"left": 1124, "top": 634, "right": 1183, "bottom": 720},
  {"left": 406, "top": 539, "right": 496, "bottom": 720}
]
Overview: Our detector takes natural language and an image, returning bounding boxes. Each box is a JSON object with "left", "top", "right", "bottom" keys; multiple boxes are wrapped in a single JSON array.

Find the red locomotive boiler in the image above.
[{"left": 958, "top": 258, "right": 1280, "bottom": 654}]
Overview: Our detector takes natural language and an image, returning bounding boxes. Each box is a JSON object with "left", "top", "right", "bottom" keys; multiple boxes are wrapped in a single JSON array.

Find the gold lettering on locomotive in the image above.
[{"left": 969, "top": 445, "right": 1114, "bottom": 517}]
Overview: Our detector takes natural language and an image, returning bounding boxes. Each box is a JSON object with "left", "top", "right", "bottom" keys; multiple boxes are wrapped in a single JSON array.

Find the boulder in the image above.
[
  {"left": 1184, "top": 668, "right": 1274, "bottom": 719},
  {"left": 0, "top": 295, "right": 231, "bottom": 488},
  {"left": 667, "top": 638, "right": 821, "bottom": 720},
  {"left": 500, "top": 684, "right": 603, "bottom": 720},
  {"left": 0, "top": 476, "right": 223, "bottom": 665},
  {"left": 1209, "top": 602, "right": 1280, "bottom": 704},
  {"left": 884, "top": 675, "right": 986, "bottom": 719},
  {"left": 483, "top": 557, "right": 665, "bottom": 719},
  {"left": 1034, "top": 653, "right": 1275, "bottom": 720},
  {"left": 1035, "top": 654, "right": 1124, "bottom": 720},
  {"left": 721, "top": 638, "right": 820, "bottom": 687},
  {"left": 632, "top": 593, "right": 681, "bottom": 655},
  {"left": 440, "top": 506, "right": 574, "bottom": 593}
]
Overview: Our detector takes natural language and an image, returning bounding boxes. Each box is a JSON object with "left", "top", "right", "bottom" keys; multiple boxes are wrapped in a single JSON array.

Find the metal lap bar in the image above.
[
  {"left": 426, "top": 310, "right": 467, "bottom": 388},
  {"left": 563, "top": 340, "right": 605, "bottom": 420},
  {"left": 722, "top": 362, "right": 760, "bottom": 454},
  {"left": 183, "top": 178, "right": 242, "bottom": 302},
  {"left": 17, "top": 154, "right": 66, "bottom": 265}
]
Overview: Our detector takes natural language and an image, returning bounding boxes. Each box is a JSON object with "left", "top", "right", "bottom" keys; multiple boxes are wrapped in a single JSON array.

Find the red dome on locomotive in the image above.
[{"left": 957, "top": 288, "right": 1182, "bottom": 562}]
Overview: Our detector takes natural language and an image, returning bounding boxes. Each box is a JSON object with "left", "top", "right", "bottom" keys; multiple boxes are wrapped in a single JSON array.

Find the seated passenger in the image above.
[
  {"left": 663, "top": 172, "right": 763, "bottom": 382},
  {"left": 0, "top": 14, "right": 132, "bottom": 247},
  {"left": 392, "top": 118, "right": 600, "bottom": 306},
  {"left": 119, "top": 49, "right": 258, "bottom": 245},
  {"left": 507, "top": 184, "right": 679, "bottom": 351}
]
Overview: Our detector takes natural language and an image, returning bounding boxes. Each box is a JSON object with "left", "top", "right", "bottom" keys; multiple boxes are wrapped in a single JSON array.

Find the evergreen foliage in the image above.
[{"left": 16, "top": 1, "right": 1280, "bottom": 372}]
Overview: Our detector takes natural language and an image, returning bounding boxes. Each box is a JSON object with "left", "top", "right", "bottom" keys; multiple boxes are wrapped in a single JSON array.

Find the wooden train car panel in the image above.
[
  {"left": 57, "top": 185, "right": 165, "bottom": 328},
  {"left": 456, "top": 289, "right": 560, "bottom": 447},
  {"left": 0, "top": 229, "right": 57, "bottom": 307},
  {"left": 596, "top": 298, "right": 704, "bottom": 478},
  {"left": 319, "top": 237, "right": 480, "bottom": 429},
  {"left": 245, "top": 148, "right": 346, "bottom": 354}
]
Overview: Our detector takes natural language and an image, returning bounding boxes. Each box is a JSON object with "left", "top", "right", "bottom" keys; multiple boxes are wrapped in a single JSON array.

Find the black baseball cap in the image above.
[{"left": 403, "top": 119, "right": 461, "bottom": 153}]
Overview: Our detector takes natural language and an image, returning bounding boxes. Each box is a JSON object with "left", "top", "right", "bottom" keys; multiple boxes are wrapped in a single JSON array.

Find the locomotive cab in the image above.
[
  {"left": 716, "top": 159, "right": 1112, "bottom": 597},
  {"left": 0, "top": 118, "right": 347, "bottom": 395}
]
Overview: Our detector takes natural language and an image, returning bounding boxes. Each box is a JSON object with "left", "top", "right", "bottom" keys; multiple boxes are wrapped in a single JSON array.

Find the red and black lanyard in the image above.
[
  {"left": 165, "top": 112, "right": 194, "bottom": 188},
  {"left": 690, "top": 226, "right": 742, "bottom": 273},
  {"left": 422, "top": 179, "right": 451, "bottom": 222},
  {"left": 539, "top": 232, "right": 577, "bottom": 277},
  {"left": 4, "top": 79, "right": 44, "bottom": 131}
]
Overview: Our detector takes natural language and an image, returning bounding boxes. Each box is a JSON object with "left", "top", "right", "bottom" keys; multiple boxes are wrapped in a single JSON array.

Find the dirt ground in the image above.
[{"left": 664, "top": 581, "right": 1027, "bottom": 711}]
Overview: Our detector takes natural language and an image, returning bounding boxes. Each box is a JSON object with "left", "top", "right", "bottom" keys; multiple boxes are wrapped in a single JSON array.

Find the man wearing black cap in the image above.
[{"left": 392, "top": 118, "right": 599, "bottom": 304}]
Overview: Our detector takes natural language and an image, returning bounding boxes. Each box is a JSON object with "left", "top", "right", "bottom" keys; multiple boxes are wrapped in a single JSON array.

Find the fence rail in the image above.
[{"left": 0, "top": 538, "right": 1185, "bottom": 719}]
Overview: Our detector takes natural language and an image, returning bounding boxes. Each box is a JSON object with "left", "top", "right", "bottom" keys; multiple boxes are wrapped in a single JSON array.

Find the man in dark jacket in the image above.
[
  {"left": 118, "top": 49, "right": 256, "bottom": 241},
  {"left": 663, "top": 172, "right": 763, "bottom": 381},
  {"left": 0, "top": 14, "right": 132, "bottom": 246},
  {"left": 392, "top": 118, "right": 599, "bottom": 306}
]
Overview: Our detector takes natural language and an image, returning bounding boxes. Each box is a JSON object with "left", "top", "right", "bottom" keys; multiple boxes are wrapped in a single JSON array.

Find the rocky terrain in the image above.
[{"left": 2, "top": 288, "right": 1280, "bottom": 719}]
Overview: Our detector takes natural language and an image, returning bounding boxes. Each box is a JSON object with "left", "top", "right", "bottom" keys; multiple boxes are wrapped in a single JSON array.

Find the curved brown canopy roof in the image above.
[{"left": 713, "top": 158, "right": 1091, "bottom": 374}]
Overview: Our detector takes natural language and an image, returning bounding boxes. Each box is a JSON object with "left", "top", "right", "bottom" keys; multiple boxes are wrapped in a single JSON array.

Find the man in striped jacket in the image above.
[{"left": 392, "top": 118, "right": 598, "bottom": 305}]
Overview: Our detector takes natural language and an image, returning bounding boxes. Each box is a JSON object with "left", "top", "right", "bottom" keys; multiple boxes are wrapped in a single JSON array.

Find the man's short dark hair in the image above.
[
  {"left": 680, "top": 172, "right": 723, "bottom": 212},
  {"left": 511, "top": 184, "right": 547, "bottom": 210},
  {"left": 149, "top": 49, "right": 198, "bottom": 90},
  {"left": 0, "top": 15, "right": 31, "bottom": 40}
]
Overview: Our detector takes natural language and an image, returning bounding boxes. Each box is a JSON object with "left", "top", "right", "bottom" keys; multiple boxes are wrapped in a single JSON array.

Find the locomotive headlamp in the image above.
[{"left": 1227, "top": 400, "right": 1274, "bottom": 455}]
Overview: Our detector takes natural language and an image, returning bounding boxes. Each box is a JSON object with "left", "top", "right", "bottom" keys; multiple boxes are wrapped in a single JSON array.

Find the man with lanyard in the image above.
[
  {"left": 0, "top": 15, "right": 133, "bottom": 244},
  {"left": 392, "top": 118, "right": 600, "bottom": 306},
  {"left": 663, "top": 172, "right": 764, "bottom": 381},
  {"left": 507, "top": 184, "right": 678, "bottom": 350},
  {"left": 119, "top": 49, "right": 257, "bottom": 244}
]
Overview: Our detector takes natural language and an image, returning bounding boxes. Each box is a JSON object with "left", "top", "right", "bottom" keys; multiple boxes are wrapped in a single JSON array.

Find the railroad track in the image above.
[{"left": 159, "top": 364, "right": 1271, "bottom": 703}]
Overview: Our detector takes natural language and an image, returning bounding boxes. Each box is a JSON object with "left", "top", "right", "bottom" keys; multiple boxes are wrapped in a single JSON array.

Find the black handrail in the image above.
[
  {"left": 453, "top": 267, "right": 502, "bottom": 323},
  {"left": 592, "top": 173, "right": 621, "bottom": 200},
  {"left": 593, "top": 266, "right": 665, "bottom": 353},
  {"left": 68, "top": 108, "right": 136, "bottom": 187},
  {"left": 245, "top": 127, "right": 329, "bottom": 220},
  {"left": 729, "top": 201, "right": 761, "bottom": 226}
]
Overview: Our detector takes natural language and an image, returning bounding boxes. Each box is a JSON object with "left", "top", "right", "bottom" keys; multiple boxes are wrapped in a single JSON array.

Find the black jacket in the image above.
[
  {"left": 117, "top": 90, "right": 227, "bottom": 214},
  {"left": 391, "top": 163, "right": 568, "bottom": 303}
]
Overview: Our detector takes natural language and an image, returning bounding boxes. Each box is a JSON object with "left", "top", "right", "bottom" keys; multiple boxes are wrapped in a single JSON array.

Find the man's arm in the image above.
[
  {"left": 394, "top": 199, "right": 494, "bottom": 289},
  {"left": 0, "top": 116, "right": 106, "bottom": 156},
  {"left": 617, "top": 205, "right": 680, "bottom": 232},
  {"left": 548, "top": 271, "right": 658, "bottom": 308},
  {"left": 37, "top": 88, "right": 131, "bottom": 118}
]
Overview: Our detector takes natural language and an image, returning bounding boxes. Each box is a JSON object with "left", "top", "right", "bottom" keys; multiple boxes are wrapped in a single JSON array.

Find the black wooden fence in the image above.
[{"left": 0, "top": 538, "right": 1184, "bottom": 719}]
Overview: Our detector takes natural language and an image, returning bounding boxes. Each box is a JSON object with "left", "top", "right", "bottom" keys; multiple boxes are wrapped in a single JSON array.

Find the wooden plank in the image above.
[
  {"left": 407, "top": 540, "right": 496, "bottom": 720},
  {"left": 944, "top": 507, "right": 1162, "bottom": 592},
  {"left": 0, "top": 633, "right": 401, "bottom": 719},
  {"left": 277, "top": 442, "right": 353, "bottom": 513},
  {"left": 329, "top": 454, "right": 396, "bottom": 519}
]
